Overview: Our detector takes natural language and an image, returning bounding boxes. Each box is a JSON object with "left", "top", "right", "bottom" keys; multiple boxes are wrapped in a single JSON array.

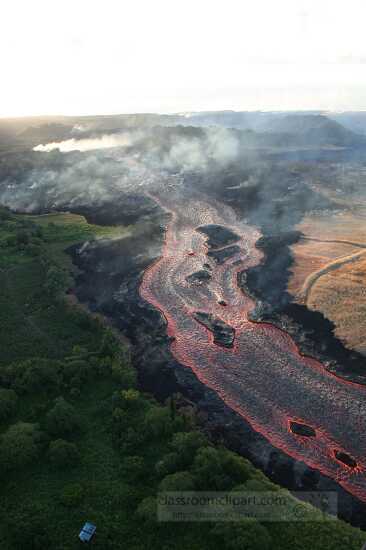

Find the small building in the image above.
[{"left": 79, "top": 522, "right": 96, "bottom": 543}]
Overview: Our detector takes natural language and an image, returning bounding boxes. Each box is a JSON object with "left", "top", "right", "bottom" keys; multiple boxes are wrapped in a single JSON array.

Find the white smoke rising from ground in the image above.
[
  {"left": 0, "top": 155, "right": 126, "bottom": 212},
  {"left": 33, "top": 127, "right": 240, "bottom": 169},
  {"left": 33, "top": 133, "right": 136, "bottom": 152},
  {"left": 161, "top": 128, "right": 240, "bottom": 172},
  {"left": 71, "top": 124, "right": 88, "bottom": 134},
  {"left": 1, "top": 127, "right": 243, "bottom": 213}
]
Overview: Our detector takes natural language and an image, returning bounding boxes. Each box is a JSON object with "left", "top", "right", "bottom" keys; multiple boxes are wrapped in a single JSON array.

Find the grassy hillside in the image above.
[{"left": 0, "top": 207, "right": 364, "bottom": 550}]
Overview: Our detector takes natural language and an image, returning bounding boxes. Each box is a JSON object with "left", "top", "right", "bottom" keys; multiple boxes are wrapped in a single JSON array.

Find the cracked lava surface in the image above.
[{"left": 139, "top": 192, "right": 366, "bottom": 501}]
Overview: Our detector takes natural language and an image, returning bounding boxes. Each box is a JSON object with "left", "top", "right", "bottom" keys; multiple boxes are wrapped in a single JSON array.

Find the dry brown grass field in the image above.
[{"left": 288, "top": 210, "right": 366, "bottom": 354}]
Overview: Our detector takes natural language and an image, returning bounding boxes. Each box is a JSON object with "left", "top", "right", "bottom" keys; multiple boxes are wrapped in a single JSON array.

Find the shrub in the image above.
[
  {"left": 20, "top": 359, "right": 62, "bottom": 393},
  {"left": 0, "top": 206, "right": 12, "bottom": 221},
  {"left": 210, "top": 520, "right": 272, "bottom": 550},
  {"left": 100, "top": 329, "right": 120, "bottom": 356},
  {"left": 155, "top": 452, "right": 181, "bottom": 478},
  {"left": 5, "top": 235, "right": 17, "bottom": 247},
  {"left": 220, "top": 449, "right": 253, "bottom": 485},
  {"left": 48, "top": 439, "right": 80, "bottom": 469},
  {"left": 0, "top": 422, "right": 42, "bottom": 470},
  {"left": 193, "top": 447, "right": 231, "bottom": 490},
  {"left": 45, "top": 397, "right": 80, "bottom": 436},
  {"left": 171, "top": 431, "right": 207, "bottom": 466},
  {"left": 25, "top": 243, "right": 42, "bottom": 257},
  {"left": 118, "top": 427, "right": 145, "bottom": 454},
  {"left": 4, "top": 504, "right": 50, "bottom": 550},
  {"left": 62, "top": 359, "right": 90, "bottom": 386},
  {"left": 69, "top": 387, "right": 81, "bottom": 399},
  {"left": 59, "top": 483, "right": 84, "bottom": 507},
  {"left": 119, "top": 389, "right": 143, "bottom": 412},
  {"left": 71, "top": 345, "right": 88, "bottom": 356},
  {"left": 0, "top": 388, "right": 18, "bottom": 421},
  {"left": 242, "top": 477, "right": 280, "bottom": 492},
  {"left": 135, "top": 496, "right": 157, "bottom": 523},
  {"left": 112, "top": 406, "right": 129, "bottom": 430},
  {"left": 15, "top": 229, "right": 30, "bottom": 246},
  {"left": 159, "top": 471, "right": 195, "bottom": 492},
  {"left": 2, "top": 358, "right": 62, "bottom": 394},
  {"left": 144, "top": 406, "right": 175, "bottom": 439},
  {"left": 44, "top": 265, "right": 71, "bottom": 297},
  {"left": 120, "top": 455, "right": 145, "bottom": 481},
  {"left": 111, "top": 360, "right": 137, "bottom": 389}
]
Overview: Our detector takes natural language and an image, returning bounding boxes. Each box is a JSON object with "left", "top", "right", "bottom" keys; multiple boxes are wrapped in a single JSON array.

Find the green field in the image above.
[{"left": 0, "top": 207, "right": 364, "bottom": 550}]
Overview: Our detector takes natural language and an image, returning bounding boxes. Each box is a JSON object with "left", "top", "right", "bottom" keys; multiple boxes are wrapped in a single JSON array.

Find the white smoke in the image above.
[
  {"left": 2, "top": 126, "right": 243, "bottom": 213},
  {"left": 71, "top": 124, "right": 87, "bottom": 133},
  {"left": 33, "top": 133, "right": 135, "bottom": 153},
  {"left": 33, "top": 127, "right": 240, "bottom": 171},
  {"left": 162, "top": 128, "right": 240, "bottom": 171}
]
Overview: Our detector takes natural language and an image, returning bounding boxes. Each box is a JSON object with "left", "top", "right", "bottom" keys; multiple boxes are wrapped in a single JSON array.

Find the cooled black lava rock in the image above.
[
  {"left": 241, "top": 229, "right": 366, "bottom": 384},
  {"left": 254, "top": 231, "right": 303, "bottom": 251},
  {"left": 70, "top": 193, "right": 160, "bottom": 226},
  {"left": 186, "top": 270, "right": 212, "bottom": 284},
  {"left": 193, "top": 311, "right": 235, "bottom": 348},
  {"left": 208, "top": 245, "right": 241, "bottom": 264},
  {"left": 334, "top": 450, "right": 357, "bottom": 469},
  {"left": 242, "top": 231, "right": 302, "bottom": 313},
  {"left": 290, "top": 421, "right": 316, "bottom": 437},
  {"left": 197, "top": 224, "right": 241, "bottom": 249}
]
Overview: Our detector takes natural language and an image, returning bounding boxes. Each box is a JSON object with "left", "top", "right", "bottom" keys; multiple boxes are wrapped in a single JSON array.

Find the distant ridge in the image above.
[{"left": 1, "top": 111, "right": 366, "bottom": 151}]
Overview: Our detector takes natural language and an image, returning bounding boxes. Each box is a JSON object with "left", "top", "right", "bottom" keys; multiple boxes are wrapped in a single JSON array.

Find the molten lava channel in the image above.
[{"left": 139, "top": 192, "right": 366, "bottom": 501}]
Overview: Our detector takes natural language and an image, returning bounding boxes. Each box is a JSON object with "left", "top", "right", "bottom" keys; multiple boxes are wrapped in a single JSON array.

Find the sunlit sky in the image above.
[{"left": 1, "top": 0, "right": 366, "bottom": 117}]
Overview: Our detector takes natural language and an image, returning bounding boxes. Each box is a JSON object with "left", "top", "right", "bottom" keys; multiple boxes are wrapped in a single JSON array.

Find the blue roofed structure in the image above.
[{"left": 79, "top": 522, "right": 96, "bottom": 543}]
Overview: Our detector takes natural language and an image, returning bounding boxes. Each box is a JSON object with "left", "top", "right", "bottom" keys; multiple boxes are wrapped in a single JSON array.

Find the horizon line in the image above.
[{"left": 3, "top": 108, "right": 366, "bottom": 121}]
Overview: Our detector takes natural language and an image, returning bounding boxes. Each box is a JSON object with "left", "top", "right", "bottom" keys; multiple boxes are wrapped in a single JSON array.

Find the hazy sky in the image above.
[{"left": 2, "top": 0, "right": 366, "bottom": 116}]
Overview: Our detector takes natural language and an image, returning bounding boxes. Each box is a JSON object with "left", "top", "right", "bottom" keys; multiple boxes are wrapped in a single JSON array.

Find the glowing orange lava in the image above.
[{"left": 139, "top": 192, "right": 366, "bottom": 501}]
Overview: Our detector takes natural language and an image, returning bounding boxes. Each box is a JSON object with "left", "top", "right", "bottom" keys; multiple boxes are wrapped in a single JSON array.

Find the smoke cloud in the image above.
[
  {"left": 0, "top": 123, "right": 330, "bottom": 239},
  {"left": 0, "top": 127, "right": 244, "bottom": 214},
  {"left": 33, "top": 132, "right": 136, "bottom": 152},
  {"left": 160, "top": 128, "right": 240, "bottom": 171}
]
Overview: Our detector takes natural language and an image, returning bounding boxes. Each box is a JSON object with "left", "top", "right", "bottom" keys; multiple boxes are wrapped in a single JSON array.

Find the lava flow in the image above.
[{"left": 139, "top": 191, "right": 366, "bottom": 501}]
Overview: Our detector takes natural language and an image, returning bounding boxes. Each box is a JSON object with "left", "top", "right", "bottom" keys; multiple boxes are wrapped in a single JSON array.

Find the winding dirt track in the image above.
[
  {"left": 139, "top": 192, "right": 366, "bottom": 501},
  {"left": 301, "top": 236, "right": 366, "bottom": 249},
  {"left": 300, "top": 249, "right": 366, "bottom": 303}
]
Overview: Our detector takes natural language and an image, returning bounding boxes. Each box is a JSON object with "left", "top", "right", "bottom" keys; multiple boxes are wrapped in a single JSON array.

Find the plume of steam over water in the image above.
[{"left": 1, "top": 127, "right": 243, "bottom": 213}]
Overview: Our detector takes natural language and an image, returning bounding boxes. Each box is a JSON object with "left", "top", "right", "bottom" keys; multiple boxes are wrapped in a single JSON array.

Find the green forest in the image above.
[{"left": 0, "top": 206, "right": 364, "bottom": 549}]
